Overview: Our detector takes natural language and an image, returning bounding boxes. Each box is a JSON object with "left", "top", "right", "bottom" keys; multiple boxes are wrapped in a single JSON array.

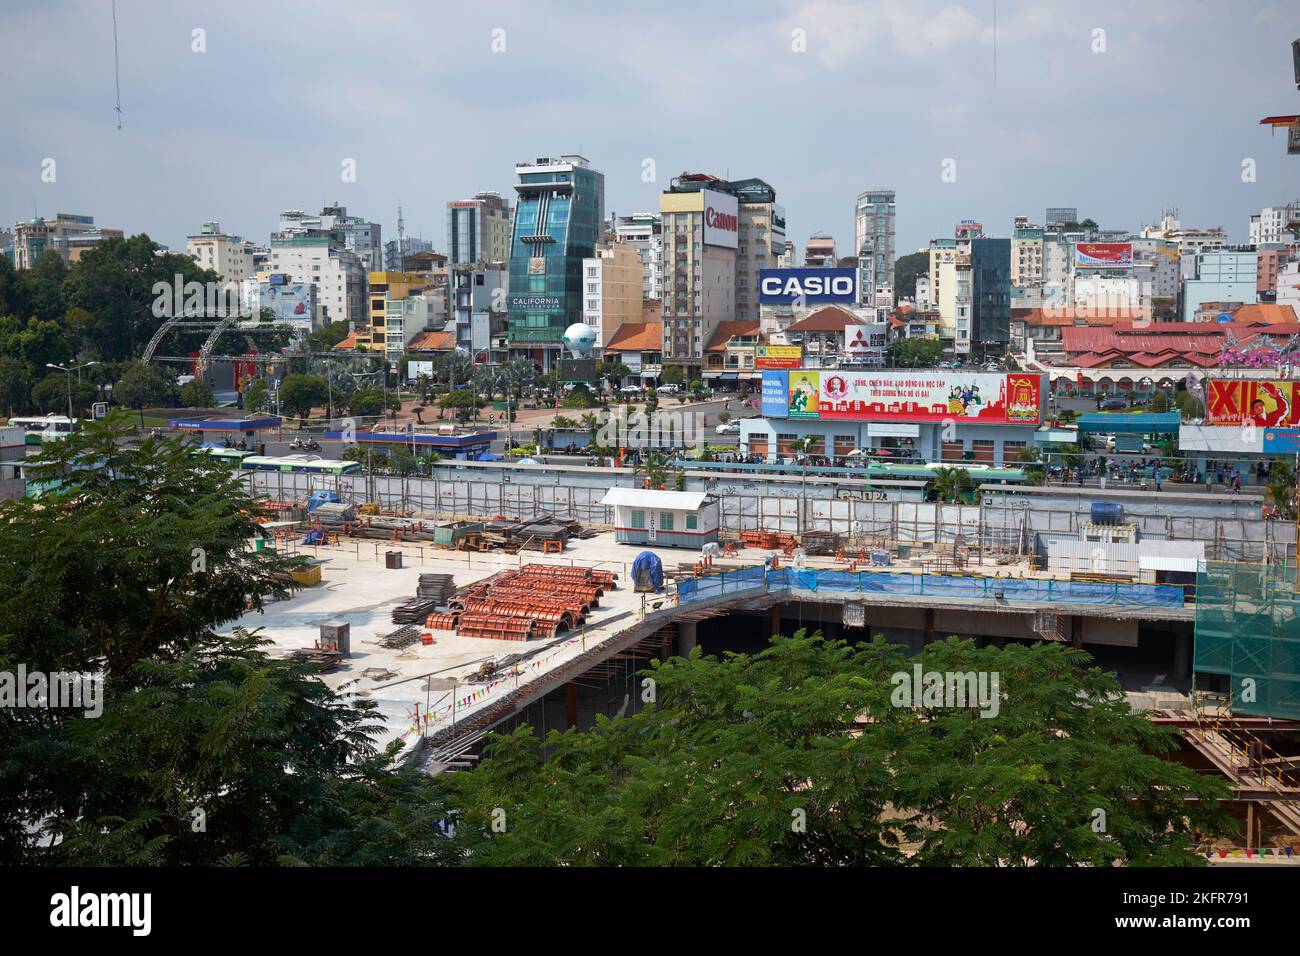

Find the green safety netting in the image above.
[{"left": 1194, "top": 561, "right": 1300, "bottom": 719}]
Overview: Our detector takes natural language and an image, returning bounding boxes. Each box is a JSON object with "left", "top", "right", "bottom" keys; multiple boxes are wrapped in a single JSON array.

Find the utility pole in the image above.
[{"left": 46, "top": 361, "right": 97, "bottom": 421}]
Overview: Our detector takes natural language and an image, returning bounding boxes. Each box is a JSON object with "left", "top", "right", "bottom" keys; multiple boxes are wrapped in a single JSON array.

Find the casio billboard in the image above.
[{"left": 759, "top": 267, "right": 857, "bottom": 305}]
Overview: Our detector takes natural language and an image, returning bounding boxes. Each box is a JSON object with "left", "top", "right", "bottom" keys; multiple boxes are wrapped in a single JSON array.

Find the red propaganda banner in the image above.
[
  {"left": 815, "top": 371, "right": 1042, "bottom": 424},
  {"left": 1207, "top": 380, "right": 1300, "bottom": 427}
]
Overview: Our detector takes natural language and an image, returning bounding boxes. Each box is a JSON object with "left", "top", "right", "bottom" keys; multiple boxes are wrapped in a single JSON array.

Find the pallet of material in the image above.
[
  {"left": 392, "top": 597, "right": 441, "bottom": 625},
  {"left": 379, "top": 624, "right": 423, "bottom": 650},
  {"left": 284, "top": 648, "right": 343, "bottom": 672},
  {"left": 416, "top": 573, "right": 457, "bottom": 604}
]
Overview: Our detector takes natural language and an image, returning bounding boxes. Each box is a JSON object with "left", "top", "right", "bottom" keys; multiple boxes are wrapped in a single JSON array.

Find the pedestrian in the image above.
[{"left": 1232, "top": 471, "right": 1241, "bottom": 494}]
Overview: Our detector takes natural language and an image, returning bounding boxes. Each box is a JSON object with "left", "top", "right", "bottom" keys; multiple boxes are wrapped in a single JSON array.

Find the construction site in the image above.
[{"left": 232, "top": 469, "right": 1300, "bottom": 864}]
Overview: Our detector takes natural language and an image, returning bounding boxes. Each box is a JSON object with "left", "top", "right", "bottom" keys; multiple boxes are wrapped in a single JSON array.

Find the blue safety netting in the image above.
[{"left": 675, "top": 567, "right": 1185, "bottom": 608}]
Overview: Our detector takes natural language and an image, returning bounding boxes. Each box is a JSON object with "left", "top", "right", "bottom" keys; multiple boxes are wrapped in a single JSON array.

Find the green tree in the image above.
[
  {"left": 0, "top": 419, "right": 459, "bottom": 866},
  {"left": 278, "top": 373, "right": 329, "bottom": 424},
  {"left": 890, "top": 337, "right": 943, "bottom": 368},
  {"left": 305, "top": 320, "right": 353, "bottom": 353},
  {"left": 178, "top": 378, "right": 215, "bottom": 408},
  {"left": 1266, "top": 460, "right": 1296, "bottom": 520},
  {"left": 893, "top": 251, "right": 929, "bottom": 301},
  {"left": 0, "top": 357, "right": 31, "bottom": 415},
  {"left": 660, "top": 365, "right": 685, "bottom": 387},
  {"left": 560, "top": 383, "right": 597, "bottom": 409},
  {"left": 1017, "top": 445, "right": 1047, "bottom": 485},
  {"left": 111, "top": 362, "right": 172, "bottom": 424},
  {"left": 448, "top": 632, "right": 1231, "bottom": 866},
  {"left": 438, "top": 388, "right": 483, "bottom": 423},
  {"left": 930, "top": 465, "right": 974, "bottom": 502},
  {"left": 243, "top": 378, "right": 270, "bottom": 414}
]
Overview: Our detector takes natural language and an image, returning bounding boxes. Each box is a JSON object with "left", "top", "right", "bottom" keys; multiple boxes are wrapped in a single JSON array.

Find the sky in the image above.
[{"left": 2, "top": 0, "right": 1298, "bottom": 259}]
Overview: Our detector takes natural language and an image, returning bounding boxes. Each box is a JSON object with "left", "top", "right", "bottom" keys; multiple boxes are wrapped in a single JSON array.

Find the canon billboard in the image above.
[
  {"left": 758, "top": 267, "right": 857, "bottom": 305},
  {"left": 702, "top": 189, "right": 738, "bottom": 249}
]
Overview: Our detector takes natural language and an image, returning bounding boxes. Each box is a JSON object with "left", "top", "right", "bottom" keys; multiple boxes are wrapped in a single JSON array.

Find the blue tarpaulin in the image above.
[{"left": 631, "top": 551, "right": 665, "bottom": 592}]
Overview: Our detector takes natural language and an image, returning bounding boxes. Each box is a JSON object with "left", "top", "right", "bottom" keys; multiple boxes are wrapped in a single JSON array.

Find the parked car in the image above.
[
  {"left": 658, "top": 383, "right": 683, "bottom": 394},
  {"left": 1100, "top": 398, "right": 1128, "bottom": 411},
  {"left": 715, "top": 420, "right": 740, "bottom": 435}
]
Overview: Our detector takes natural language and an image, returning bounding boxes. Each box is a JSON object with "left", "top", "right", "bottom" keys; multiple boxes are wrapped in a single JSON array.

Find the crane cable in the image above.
[{"left": 112, "top": 0, "right": 122, "bottom": 129}]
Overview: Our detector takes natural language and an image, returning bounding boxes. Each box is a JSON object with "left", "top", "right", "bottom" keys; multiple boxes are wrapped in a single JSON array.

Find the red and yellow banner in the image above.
[{"left": 1207, "top": 380, "right": 1300, "bottom": 427}]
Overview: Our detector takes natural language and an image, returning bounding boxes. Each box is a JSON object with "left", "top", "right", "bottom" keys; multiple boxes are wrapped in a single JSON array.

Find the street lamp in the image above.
[{"left": 46, "top": 361, "right": 98, "bottom": 421}]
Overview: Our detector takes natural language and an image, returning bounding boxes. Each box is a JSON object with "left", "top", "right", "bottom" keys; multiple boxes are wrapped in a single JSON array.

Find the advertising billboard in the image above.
[
  {"left": 755, "top": 344, "right": 803, "bottom": 369},
  {"left": 1263, "top": 428, "right": 1300, "bottom": 454},
  {"left": 761, "top": 371, "right": 1042, "bottom": 423},
  {"left": 758, "top": 267, "right": 857, "bottom": 305},
  {"left": 788, "top": 370, "right": 821, "bottom": 419},
  {"left": 1075, "top": 243, "right": 1133, "bottom": 268},
  {"left": 702, "top": 189, "right": 739, "bottom": 249},
  {"left": 260, "top": 282, "right": 316, "bottom": 327},
  {"left": 761, "top": 370, "right": 790, "bottom": 417},
  {"left": 816, "top": 371, "right": 1041, "bottom": 423},
  {"left": 1207, "top": 380, "right": 1300, "bottom": 427},
  {"left": 558, "top": 358, "right": 598, "bottom": 384}
]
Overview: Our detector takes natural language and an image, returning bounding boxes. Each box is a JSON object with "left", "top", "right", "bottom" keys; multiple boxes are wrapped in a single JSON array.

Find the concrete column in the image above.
[
  {"left": 1071, "top": 615, "right": 1084, "bottom": 649},
  {"left": 565, "top": 682, "right": 577, "bottom": 729},
  {"left": 923, "top": 608, "right": 934, "bottom": 646},
  {"left": 1174, "top": 631, "right": 1191, "bottom": 679},
  {"left": 675, "top": 620, "right": 698, "bottom": 657},
  {"left": 770, "top": 604, "right": 782, "bottom": 637}
]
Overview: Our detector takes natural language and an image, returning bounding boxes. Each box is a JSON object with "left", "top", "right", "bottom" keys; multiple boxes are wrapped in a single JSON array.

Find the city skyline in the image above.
[{"left": 1, "top": 0, "right": 1297, "bottom": 258}]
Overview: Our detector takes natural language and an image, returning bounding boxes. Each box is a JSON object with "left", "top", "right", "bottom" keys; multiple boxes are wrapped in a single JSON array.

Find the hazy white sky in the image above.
[{"left": 2, "top": 0, "right": 1298, "bottom": 257}]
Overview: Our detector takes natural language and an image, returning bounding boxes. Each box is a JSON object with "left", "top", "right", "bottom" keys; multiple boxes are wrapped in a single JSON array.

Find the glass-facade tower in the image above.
[
  {"left": 971, "top": 238, "right": 1011, "bottom": 354},
  {"left": 507, "top": 156, "right": 605, "bottom": 366}
]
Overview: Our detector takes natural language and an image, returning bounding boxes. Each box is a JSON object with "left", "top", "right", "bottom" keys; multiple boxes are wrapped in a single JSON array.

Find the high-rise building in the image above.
[
  {"left": 277, "top": 206, "right": 383, "bottom": 273},
  {"left": 187, "top": 221, "right": 258, "bottom": 283},
  {"left": 1183, "top": 248, "right": 1259, "bottom": 321},
  {"left": 12, "top": 213, "right": 123, "bottom": 269},
  {"left": 582, "top": 243, "right": 644, "bottom": 348},
  {"left": 854, "top": 189, "right": 896, "bottom": 301},
  {"left": 731, "top": 178, "right": 782, "bottom": 323},
  {"left": 1045, "top": 207, "right": 1078, "bottom": 228},
  {"left": 383, "top": 236, "right": 434, "bottom": 271},
  {"left": 613, "top": 213, "right": 664, "bottom": 300},
  {"left": 659, "top": 172, "right": 739, "bottom": 377},
  {"left": 269, "top": 217, "right": 368, "bottom": 327},
  {"left": 970, "top": 238, "right": 1011, "bottom": 354},
  {"left": 447, "top": 191, "right": 513, "bottom": 266},
  {"left": 1249, "top": 202, "right": 1300, "bottom": 245},
  {"left": 450, "top": 264, "right": 507, "bottom": 359},
  {"left": 804, "top": 234, "right": 836, "bottom": 267},
  {"left": 367, "top": 271, "right": 448, "bottom": 360},
  {"left": 1010, "top": 224, "right": 1044, "bottom": 288},
  {"left": 506, "top": 155, "right": 605, "bottom": 368}
]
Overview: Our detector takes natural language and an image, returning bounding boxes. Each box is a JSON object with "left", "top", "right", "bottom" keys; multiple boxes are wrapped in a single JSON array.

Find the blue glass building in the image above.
[{"left": 506, "top": 155, "right": 605, "bottom": 368}]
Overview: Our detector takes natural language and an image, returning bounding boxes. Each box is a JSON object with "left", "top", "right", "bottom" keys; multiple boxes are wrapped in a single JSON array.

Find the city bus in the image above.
[
  {"left": 8, "top": 415, "right": 82, "bottom": 445},
  {"left": 238, "top": 454, "right": 360, "bottom": 476}
]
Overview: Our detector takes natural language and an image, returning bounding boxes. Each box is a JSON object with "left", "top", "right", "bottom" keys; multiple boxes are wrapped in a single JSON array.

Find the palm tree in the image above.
[{"left": 930, "top": 466, "right": 973, "bottom": 503}]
